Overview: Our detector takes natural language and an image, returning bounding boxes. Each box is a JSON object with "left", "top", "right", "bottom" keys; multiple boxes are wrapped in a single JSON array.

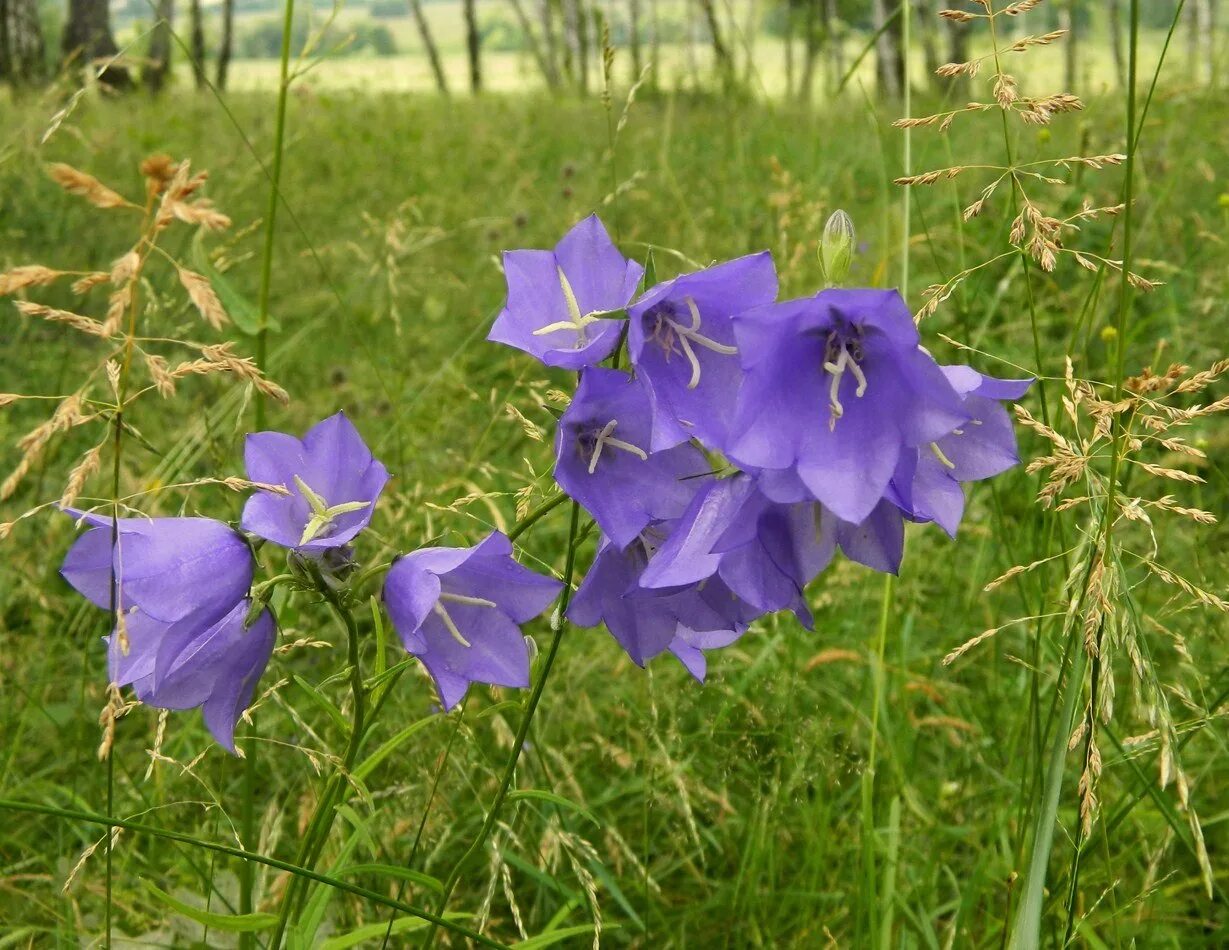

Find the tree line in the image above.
[{"left": 0, "top": 0, "right": 1218, "bottom": 97}]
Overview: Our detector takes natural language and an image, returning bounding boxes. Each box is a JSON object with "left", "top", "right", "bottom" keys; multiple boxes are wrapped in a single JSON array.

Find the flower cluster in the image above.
[{"left": 490, "top": 215, "right": 1032, "bottom": 678}]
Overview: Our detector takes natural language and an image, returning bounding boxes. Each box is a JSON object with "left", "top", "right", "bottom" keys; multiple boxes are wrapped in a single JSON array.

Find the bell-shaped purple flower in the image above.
[
  {"left": 554, "top": 368, "right": 710, "bottom": 548},
  {"left": 890, "top": 367, "right": 1033, "bottom": 536},
  {"left": 638, "top": 474, "right": 831, "bottom": 624},
  {"left": 728, "top": 288, "right": 969, "bottom": 524},
  {"left": 61, "top": 510, "right": 254, "bottom": 624},
  {"left": 242, "top": 411, "right": 390, "bottom": 553},
  {"left": 488, "top": 215, "right": 644, "bottom": 370},
  {"left": 383, "top": 532, "right": 562, "bottom": 710},
  {"left": 568, "top": 529, "right": 760, "bottom": 671},
  {"left": 627, "top": 252, "right": 777, "bottom": 452},
  {"left": 111, "top": 601, "right": 277, "bottom": 753}
]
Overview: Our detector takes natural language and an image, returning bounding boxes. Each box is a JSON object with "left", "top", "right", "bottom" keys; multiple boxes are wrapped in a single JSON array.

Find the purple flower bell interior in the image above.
[
  {"left": 384, "top": 531, "right": 562, "bottom": 710},
  {"left": 488, "top": 215, "right": 644, "bottom": 370},
  {"left": 242, "top": 411, "right": 390, "bottom": 553}
]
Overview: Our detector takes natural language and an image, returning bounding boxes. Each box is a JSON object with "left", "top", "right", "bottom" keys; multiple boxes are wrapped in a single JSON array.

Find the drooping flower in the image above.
[
  {"left": 111, "top": 601, "right": 277, "bottom": 753},
  {"left": 488, "top": 215, "right": 644, "bottom": 370},
  {"left": 728, "top": 288, "right": 969, "bottom": 524},
  {"left": 627, "top": 252, "right": 777, "bottom": 452},
  {"left": 638, "top": 474, "right": 830, "bottom": 623},
  {"left": 61, "top": 510, "right": 254, "bottom": 624},
  {"left": 568, "top": 529, "right": 760, "bottom": 671},
  {"left": 242, "top": 411, "right": 390, "bottom": 553},
  {"left": 383, "top": 532, "right": 562, "bottom": 710},
  {"left": 889, "top": 367, "right": 1033, "bottom": 536},
  {"left": 554, "top": 368, "right": 709, "bottom": 548}
]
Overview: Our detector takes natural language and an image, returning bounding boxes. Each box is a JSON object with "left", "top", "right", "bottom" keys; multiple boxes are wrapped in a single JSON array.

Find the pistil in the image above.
[
  {"left": 822, "top": 336, "right": 869, "bottom": 429},
  {"left": 532, "top": 266, "right": 604, "bottom": 347},
  {"left": 587, "top": 419, "right": 649, "bottom": 474},
  {"left": 432, "top": 592, "right": 499, "bottom": 648},
  {"left": 651, "top": 296, "right": 738, "bottom": 389}
]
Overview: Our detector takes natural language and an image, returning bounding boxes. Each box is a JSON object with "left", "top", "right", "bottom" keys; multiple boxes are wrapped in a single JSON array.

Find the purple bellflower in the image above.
[
  {"left": 554, "top": 368, "right": 710, "bottom": 548},
  {"left": 638, "top": 474, "right": 831, "bottom": 624},
  {"left": 488, "top": 215, "right": 644, "bottom": 370},
  {"left": 383, "top": 532, "right": 562, "bottom": 710},
  {"left": 110, "top": 601, "right": 277, "bottom": 752},
  {"left": 627, "top": 253, "right": 777, "bottom": 452},
  {"left": 61, "top": 510, "right": 254, "bottom": 624},
  {"left": 889, "top": 367, "right": 1033, "bottom": 536},
  {"left": 568, "top": 529, "right": 760, "bottom": 674},
  {"left": 242, "top": 412, "right": 390, "bottom": 553},
  {"left": 728, "top": 288, "right": 969, "bottom": 524}
]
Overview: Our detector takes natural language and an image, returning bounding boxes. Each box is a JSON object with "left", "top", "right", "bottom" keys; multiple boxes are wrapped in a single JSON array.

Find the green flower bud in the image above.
[{"left": 819, "top": 210, "right": 856, "bottom": 287}]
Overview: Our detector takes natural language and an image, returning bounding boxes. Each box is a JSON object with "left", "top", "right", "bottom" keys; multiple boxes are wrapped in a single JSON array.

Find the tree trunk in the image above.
[
  {"left": 941, "top": 0, "right": 972, "bottom": 96},
  {"left": 188, "top": 0, "right": 205, "bottom": 89},
  {"left": 824, "top": 0, "right": 843, "bottom": 91},
  {"left": 62, "top": 0, "right": 130, "bottom": 89},
  {"left": 1061, "top": 0, "right": 1077, "bottom": 91},
  {"left": 463, "top": 0, "right": 482, "bottom": 92},
  {"left": 629, "top": 0, "right": 642, "bottom": 78},
  {"left": 143, "top": 0, "right": 174, "bottom": 93},
  {"left": 872, "top": 0, "right": 902, "bottom": 98},
  {"left": 800, "top": 0, "right": 821, "bottom": 103},
  {"left": 916, "top": 0, "right": 942, "bottom": 80},
  {"left": 567, "top": 0, "right": 589, "bottom": 94},
  {"left": 782, "top": 0, "right": 795, "bottom": 99},
  {"left": 2, "top": 0, "right": 46, "bottom": 86},
  {"left": 1203, "top": 0, "right": 1218, "bottom": 87},
  {"left": 408, "top": 0, "right": 449, "bottom": 94},
  {"left": 695, "top": 0, "right": 733, "bottom": 88},
  {"left": 217, "top": 0, "right": 235, "bottom": 90},
  {"left": 649, "top": 0, "right": 660, "bottom": 87},
  {"left": 507, "top": 0, "right": 557, "bottom": 86}
]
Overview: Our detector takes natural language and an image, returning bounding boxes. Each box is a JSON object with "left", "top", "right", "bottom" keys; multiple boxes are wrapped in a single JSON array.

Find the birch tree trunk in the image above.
[
  {"left": 463, "top": 0, "right": 482, "bottom": 92},
  {"left": 872, "top": 0, "right": 902, "bottom": 99},
  {"left": 143, "top": 0, "right": 174, "bottom": 93},
  {"left": 408, "top": 0, "right": 450, "bottom": 94},
  {"left": 62, "top": 0, "right": 130, "bottom": 89},
  {"left": 2, "top": 0, "right": 46, "bottom": 86},
  {"left": 189, "top": 0, "right": 206, "bottom": 89},
  {"left": 1061, "top": 0, "right": 1077, "bottom": 91},
  {"left": 217, "top": 0, "right": 236, "bottom": 90}
]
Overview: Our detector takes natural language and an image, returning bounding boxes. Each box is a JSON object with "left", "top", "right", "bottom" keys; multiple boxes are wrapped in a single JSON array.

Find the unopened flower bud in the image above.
[{"left": 820, "top": 210, "right": 855, "bottom": 287}]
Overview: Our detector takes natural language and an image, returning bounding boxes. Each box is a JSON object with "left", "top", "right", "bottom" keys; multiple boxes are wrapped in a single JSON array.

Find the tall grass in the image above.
[{"left": 1, "top": 7, "right": 1227, "bottom": 943}]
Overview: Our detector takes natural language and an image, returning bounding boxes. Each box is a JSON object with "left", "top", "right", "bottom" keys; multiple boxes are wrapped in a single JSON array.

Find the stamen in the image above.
[
  {"left": 531, "top": 267, "right": 603, "bottom": 347},
  {"left": 930, "top": 443, "right": 957, "bottom": 470},
  {"left": 821, "top": 336, "right": 869, "bottom": 430},
  {"left": 587, "top": 419, "right": 648, "bottom": 474},
  {"left": 432, "top": 602, "right": 472, "bottom": 648},
  {"left": 652, "top": 297, "right": 737, "bottom": 390},
  {"left": 438, "top": 592, "right": 498, "bottom": 608}
]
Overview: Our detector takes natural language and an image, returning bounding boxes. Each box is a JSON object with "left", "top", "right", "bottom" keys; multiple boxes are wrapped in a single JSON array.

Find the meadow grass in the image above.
[{"left": 1, "top": 51, "right": 1228, "bottom": 948}]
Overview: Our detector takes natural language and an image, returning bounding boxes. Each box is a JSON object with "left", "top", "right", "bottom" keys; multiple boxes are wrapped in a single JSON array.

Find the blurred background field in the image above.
[{"left": 2, "top": 1, "right": 1229, "bottom": 947}]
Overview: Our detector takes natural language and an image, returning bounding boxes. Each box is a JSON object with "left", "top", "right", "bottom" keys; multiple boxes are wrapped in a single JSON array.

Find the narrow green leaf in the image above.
[
  {"left": 506, "top": 789, "right": 599, "bottom": 826},
  {"left": 642, "top": 247, "right": 657, "bottom": 291},
  {"left": 144, "top": 882, "right": 277, "bottom": 933},
  {"left": 192, "top": 231, "right": 275, "bottom": 335},
  {"left": 292, "top": 674, "right": 349, "bottom": 734},
  {"left": 320, "top": 913, "right": 467, "bottom": 950},
  {"left": 352, "top": 716, "right": 436, "bottom": 781},
  {"left": 338, "top": 863, "right": 445, "bottom": 894},
  {"left": 511, "top": 924, "right": 610, "bottom": 949}
]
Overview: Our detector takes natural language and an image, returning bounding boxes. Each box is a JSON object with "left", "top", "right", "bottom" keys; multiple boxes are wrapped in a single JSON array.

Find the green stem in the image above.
[
  {"left": 422, "top": 500, "right": 584, "bottom": 949},
  {"left": 269, "top": 582, "right": 367, "bottom": 948},
  {"left": 0, "top": 799, "right": 505, "bottom": 948},
  {"left": 507, "top": 492, "right": 569, "bottom": 543},
  {"left": 254, "top": 0, "right": 297, "bottom": 431}
]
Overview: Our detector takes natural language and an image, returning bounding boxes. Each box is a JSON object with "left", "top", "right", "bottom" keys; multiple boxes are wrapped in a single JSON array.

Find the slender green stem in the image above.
[
  {"left": 0, "top": 799, "right": 505, "bottom": 948},
  {"left": 269, "top": 582, "right": 367, "bottom": 948},
  {"left": 423, "top": 500, "right": 584, "bottom": 949},
  {"left": 507, "top": 492, "right": 569, "bottom": 543},
  {"left": 254, "top": 0, "right": 298, "bottom": 431},
  {"left": 862, "top": 573, "right": 894, "bottom": 944}
]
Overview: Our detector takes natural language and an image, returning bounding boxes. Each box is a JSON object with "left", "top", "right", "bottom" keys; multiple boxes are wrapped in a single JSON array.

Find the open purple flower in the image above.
[
  {"left": 890, "top": 367, "right": 1033, "bottom": 536},
  {"left": 242, "top": 412, "right": 390, "bottom": 553},
  {"left": 627, "top": 252, "right": 777, "bottom": 452},
  {"left": 61, "top": 510, "right": 254, "bottom": 624},
  {"left": 568, "top": 529, "right": 760, "bottom": 671},
  {"left": 728, "top": 288, "right": 969, "bottom": 524},
  {"left": 111, "top": 601, "right": 277, "bottom": 753},
  {"left": 488, "top": 215, "right": 644, "bottom": 370},
  {"left": 554, "top": 368, "right": 710, "bottom": 548},
  {"left": 383, "top": 532, "right": 562, "bottom": 710}
]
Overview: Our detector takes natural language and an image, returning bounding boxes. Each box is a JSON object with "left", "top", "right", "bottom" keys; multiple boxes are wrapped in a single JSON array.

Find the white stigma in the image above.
[
  {"left": 294, "top": 474, "right": 371, "bottom": 546},
  {"left": 532, "top": 266, "right": 605, "bottom": 348},
  {"left": 822, "top": 338, "right": 869, "bottom": 430},
  {"left": 587, "top": 419, "right": 648, "bottom": 474},
  {"left": 652, "top": 296, "right": 738, "bottom": 390},
  {"left": 432, "top": 591, "right": 499, "bottom": 648}
]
